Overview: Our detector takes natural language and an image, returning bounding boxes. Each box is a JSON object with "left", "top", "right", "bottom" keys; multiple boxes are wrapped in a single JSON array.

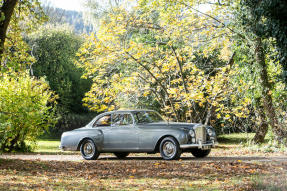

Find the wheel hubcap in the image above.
[
  {"left": 83, "top": 142, "right": 94, "bottom": 157},
  {"left": 163, "top": 141, "right": 176, "bottom": 157}
]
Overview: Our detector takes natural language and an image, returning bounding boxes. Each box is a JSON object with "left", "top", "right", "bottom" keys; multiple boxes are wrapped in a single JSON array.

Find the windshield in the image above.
[{"left": 134, "top": 111, "right": 165, "bottom": 124}]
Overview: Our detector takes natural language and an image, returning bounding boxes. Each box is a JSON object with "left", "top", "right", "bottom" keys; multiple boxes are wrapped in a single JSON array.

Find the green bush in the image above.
[
  {"left": 46, "top": 112, "right": 96, "bottom": 138},
  {"left": 0, "top": 73, "right": 57, "bottom": 152}
]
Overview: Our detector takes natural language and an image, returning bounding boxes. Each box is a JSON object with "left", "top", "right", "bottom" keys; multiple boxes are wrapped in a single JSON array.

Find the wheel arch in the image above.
[
  {"left": 154, "top": 135, "right": 180, "bottom": 152},
  {"left": 77, "top": 137, "right": 91, "bottom": 151},
  {"left": 77, "top": 137, "right": 102, "bottom": 151}
]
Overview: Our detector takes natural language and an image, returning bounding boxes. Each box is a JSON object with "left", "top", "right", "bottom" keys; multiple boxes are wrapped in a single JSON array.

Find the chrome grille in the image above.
[{"left": 195, "top": 125, "right": 206, "bottom": 143}]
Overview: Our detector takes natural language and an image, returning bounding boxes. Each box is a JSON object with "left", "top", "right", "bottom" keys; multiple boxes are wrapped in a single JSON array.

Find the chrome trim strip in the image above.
[{"left": 180, "top": 141, "right": 217, "bottom": 149}]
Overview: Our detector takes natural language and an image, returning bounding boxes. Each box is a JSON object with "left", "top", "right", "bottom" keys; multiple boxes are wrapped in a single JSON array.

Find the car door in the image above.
[
  {"left": 92, "top": 114, "right": 112, "bottom": 148},
  {"left": 102, "top": 113, "right": 139, "bottom": 151}
]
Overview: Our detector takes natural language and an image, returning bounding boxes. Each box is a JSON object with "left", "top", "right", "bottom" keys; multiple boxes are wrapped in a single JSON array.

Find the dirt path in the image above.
[
  {"left": 1, "top": 153, "right": 286, "bottom": 163},
  {"left": 1, "top": 153, "right": 287, "bottom": 190}
]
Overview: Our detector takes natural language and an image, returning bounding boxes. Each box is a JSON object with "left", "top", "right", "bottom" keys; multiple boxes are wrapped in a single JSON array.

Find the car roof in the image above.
[{"left": 100, "top": 109, "right": 155, "bottom": 115}]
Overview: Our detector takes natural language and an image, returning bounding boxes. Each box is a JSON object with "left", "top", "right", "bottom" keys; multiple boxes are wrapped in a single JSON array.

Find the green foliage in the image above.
[
  {"left": 0, "top": 0, "right": 47, "bottom": 71},
  {"left": 233, "top": 0, "right": 287, "bottom": 142},
  {"left": 76, "top": 0, "right": 286, "bottom": 141},
  {"left": 47, "top": 112, "right": 96, "bottom": 137},
  {"left": 76, "top": 1, "right": 250, "bottom": 128},
  {"left": 27, "top": 25, "right": 92, "bottom": 113},
  {"left": 0, "top": 72, "right": 57, "bottom": 152},
  {"left": 0, "top": 0, "right": 59, "bottom": 152},
  {"left": 241, "top": 0, "right": 287, "bottom": 82}
]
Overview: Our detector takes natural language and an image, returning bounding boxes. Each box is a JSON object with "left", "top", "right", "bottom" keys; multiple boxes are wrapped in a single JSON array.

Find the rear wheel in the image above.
[
  {"left": 159, "top": 137, "right": 181, "bottom": 160},
  {"left": 113, "top": 152, "right": 130, "bottom": 159},
  {"left": 80, "top": 139, "right": 100, "bottom": 160},
  {"left": 190, "top": 148, "right": 211, "bottom": 158}
]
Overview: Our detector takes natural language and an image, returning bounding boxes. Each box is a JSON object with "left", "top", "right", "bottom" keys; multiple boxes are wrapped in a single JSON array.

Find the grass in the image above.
[
  {"left": 217, "top": 132, "right": 256, "bottom": 145},
  {"left": 32, "top": 138, "right": 78, "bottom": 155},
  {"left": 250, "top": 172, "right": 287, "bottom": 191},
  {"left": 34, "top": 139, "right": 61, "bottom": 153}
]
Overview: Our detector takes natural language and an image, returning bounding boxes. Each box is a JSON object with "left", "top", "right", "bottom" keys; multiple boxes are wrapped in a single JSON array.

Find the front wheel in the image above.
[
  {"left": 113, "top": 152, "right": 129, "bottom": 159},
  {"left": 190, "top": 148, "right": 211, "bottom": 158},
  {"left": 80, "top": 139, "right": 100, "bottom": 160},
  {"left": 159, "top": 137, "right": 181, "bottom": 160}
]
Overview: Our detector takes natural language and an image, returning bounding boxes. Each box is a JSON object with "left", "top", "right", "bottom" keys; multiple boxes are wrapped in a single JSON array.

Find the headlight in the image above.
[
  {"left": 207, "top": 128, "right": 213, "bottom": 136},
  {"left": 189, "top": 130, "right": 195, "bottom": 137}
]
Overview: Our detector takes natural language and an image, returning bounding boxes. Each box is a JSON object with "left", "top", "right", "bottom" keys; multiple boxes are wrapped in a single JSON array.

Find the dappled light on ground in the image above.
[{"left": 0, "top": 157, "right": 286, "bottom": 190}]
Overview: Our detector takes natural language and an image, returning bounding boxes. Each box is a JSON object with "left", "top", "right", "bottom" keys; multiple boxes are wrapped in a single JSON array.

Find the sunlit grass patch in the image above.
[
  {"left": 217, "top": 133, "right": 256, "bottom": 145},
  {"left": 34, "top": 139, "right": 61, "bottom": 153},
  {"left": 216, "top": 133, "right": 287, "bottom": 154},
  {"left": 32, "top": 139, "right": 78, "bottom": 155}
]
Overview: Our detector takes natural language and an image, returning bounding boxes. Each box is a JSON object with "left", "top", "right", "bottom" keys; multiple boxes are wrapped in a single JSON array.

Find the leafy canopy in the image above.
[{"left": 76, "top": 0, "right": 251, "bottom": 125}]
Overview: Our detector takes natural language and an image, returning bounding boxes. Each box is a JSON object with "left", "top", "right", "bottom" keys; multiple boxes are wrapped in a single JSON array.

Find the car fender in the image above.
[
  {"left": 76, "top": 129, "right": 104, "bottom": 151},
  {"left": 153, "top": 130, "right": 188, "bottom": 151}
]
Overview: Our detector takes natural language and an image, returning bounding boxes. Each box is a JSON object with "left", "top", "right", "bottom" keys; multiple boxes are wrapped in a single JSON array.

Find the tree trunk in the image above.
[
  {"left": 253, "top": 121, "right": 268, "bottom": 144},
  {"left": 8, "top": 133, "right": 20, "bottom": 152},
  {"left": 255, "top": 37, "right": 285, "bottom": 142},
  {"left": 253, "top": 98, "right": 268, "bottom": 143},
  {"left": 0, "top": 0, "right": 18, "bottom": 62}
]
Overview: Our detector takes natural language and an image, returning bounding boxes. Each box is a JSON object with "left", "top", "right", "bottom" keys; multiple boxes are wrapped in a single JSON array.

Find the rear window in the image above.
[
  {"left": 93, "top": 115, "right": 111, "bottom": 127},
  {"left": 112, "top": 114, "right": 133, "bottom": 126},
  {"left": 134, "top": 111, "right": 164, "bottom": 124}
]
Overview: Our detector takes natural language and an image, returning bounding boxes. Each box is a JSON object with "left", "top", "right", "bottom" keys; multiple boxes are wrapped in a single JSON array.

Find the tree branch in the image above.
[{"left": 125, "top": 51, "right": 179, "bottom": 121}]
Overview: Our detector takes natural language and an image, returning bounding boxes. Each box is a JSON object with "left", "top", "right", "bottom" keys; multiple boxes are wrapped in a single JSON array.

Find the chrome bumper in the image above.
[{"left": 180, "top": 140, "right": 218, "bottom": 149}]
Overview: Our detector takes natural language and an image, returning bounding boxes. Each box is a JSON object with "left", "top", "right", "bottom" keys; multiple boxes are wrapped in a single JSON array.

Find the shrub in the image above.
[
  {"left": 0, "top": 73, "right": 57, "bottom": 152},
  {"left": 46, "top": 112, "right": 96, "bottom": 138}
]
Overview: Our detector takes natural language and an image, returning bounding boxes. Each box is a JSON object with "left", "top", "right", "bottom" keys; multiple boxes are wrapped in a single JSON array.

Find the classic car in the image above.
[{"left": 60, "top": 110, "right": 217, "bottom": 160}]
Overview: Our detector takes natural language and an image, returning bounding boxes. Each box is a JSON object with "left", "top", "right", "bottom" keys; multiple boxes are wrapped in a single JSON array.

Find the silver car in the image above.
[{"left": 60, "top": 110, "right": 217, "bottom": 160}]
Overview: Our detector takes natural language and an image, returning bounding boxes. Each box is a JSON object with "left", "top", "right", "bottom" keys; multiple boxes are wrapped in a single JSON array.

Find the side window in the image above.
[
  {"left": 112, "top": 114, "right": 133, "bottom": 126},
  {"left": 122, "top": 114, "right": 133, "bottom": 125},
  {"left": 112, "top": 114, "right": 122, "bottom": 126},
  {"left": 94, "top": 115, "right": 111, "bottom": 127}
]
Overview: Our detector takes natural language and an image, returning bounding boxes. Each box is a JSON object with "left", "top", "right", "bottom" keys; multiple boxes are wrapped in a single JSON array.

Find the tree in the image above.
[
  {"left": 0, "top": 0, "right": 45, "bottom": 64},
  {"left": 235, "top": 0, "right": 287, "bottom": 143},
  {"left": 77, "top": 0, "right": 286, "bottom": 143},
  {"left": 241, "top": 0, "right": 287, "bottom": 84},
  {"left": 76, "top": 0, "right": 251, "bottom": 126},
  {"left": 43, "top": 6, "right": 94, "bottom": 34},
  {"left": 28, "top": 25, "right": 92, "bottom": 113},
  {"left": 0, "top": 0, "right": 58, "bottom": 151}
]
